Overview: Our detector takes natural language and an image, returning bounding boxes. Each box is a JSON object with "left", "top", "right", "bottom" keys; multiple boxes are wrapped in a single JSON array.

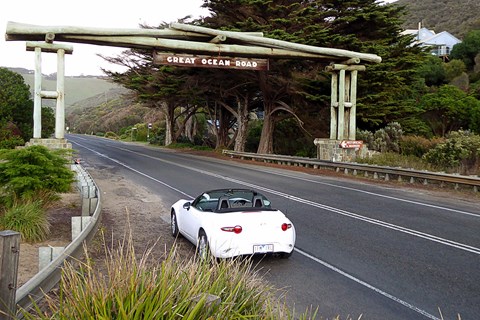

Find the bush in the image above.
[
  {"left": 423, "top": 130, "right": 480, "bottom": 174},
  {"left": 0, "top": 145, "right": 75, "bottom": 202},
  {"left": 357, "top": 122, "right": 403, "bottom": 153},
  {"left": 399, "top": 135, "right": 444, "bottom": 157},
  {"left": 0, "top": 200, "right": 50, "bottom": 242},
  {"left": 0, "top": 136, "right": 25, "bottom": 149},
  {"left": 104, "top": 131, "right": 119, "bottom": 139},
  {"left": 354, "top": 152, "right": 436, "bottom": 171}
]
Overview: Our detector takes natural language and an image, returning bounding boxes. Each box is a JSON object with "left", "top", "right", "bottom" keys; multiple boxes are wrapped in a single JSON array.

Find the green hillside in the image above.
[
  {"left": 5, "top": 67, "right": 124, "bottom": 108},
  {"left": 394, "top": 0, "right": 480, "bottom": 38}
]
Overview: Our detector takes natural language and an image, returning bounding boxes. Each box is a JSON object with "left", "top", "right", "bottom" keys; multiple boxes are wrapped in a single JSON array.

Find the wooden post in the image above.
[
  {"left": 326, "top": 64, "right": 365, "bottom": 142},
  {"left": 0, "top": 230, "right": 20, "bottom": 320},
  {"left": 27, "top": 42, "right": 73, "bottom": 141},
  {"left": 343, "top": 71, "right": 351, "bottom": 139},
  {"left": 55, "top": 48, "right": 66, "bottom": 139},
  {"left": 330, "top": 73, "right": 338, "bottom": 140},
  {"left": 349, "top": 70, "right": 358, "bottom": 140},
  {"left": 33, "top": 47, "right": 42, "bottom": 139},
  {"left": 337, "top": 69, "right": 346, "bottom": 140}
]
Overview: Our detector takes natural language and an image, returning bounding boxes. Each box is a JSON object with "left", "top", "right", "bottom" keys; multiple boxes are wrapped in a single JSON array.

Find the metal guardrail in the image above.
[
  {"left": 222, "top": 150, "right": 480, "bottom": 192},
  {"left": 15, "top": 164, "right": 102, "bottom": 315}
]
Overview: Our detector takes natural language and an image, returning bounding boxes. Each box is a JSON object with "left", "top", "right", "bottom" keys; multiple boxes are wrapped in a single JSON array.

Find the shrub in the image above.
[
  {"left": 0, "top": 200, "right": 50, "bottom": 242},
  {"left": 357, "top": 122, "right": 403, "bottom": 153},
  {"left": 354, "top": 152, "right": 436, "bottom": 171},
  {"left": 0, "top": 145, "right": 75, "bottom": 202},
  {"left": 423, "top": 130, "right": 480, "bottom": 174},
  {"left": 399, "top": 135, "right": 444, "bottom": 158},
  {"left": 104, "top": 131, "right": 119, "bottom": 139},
  {"left": 356, "top": 129, "right": 374, "bottom": 149}
]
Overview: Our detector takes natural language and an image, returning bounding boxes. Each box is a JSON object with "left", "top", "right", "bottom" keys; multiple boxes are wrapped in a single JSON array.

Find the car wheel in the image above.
[
  {"left": 197, "top": 230, "right": 210, "bottom": 260},
  {"left": 171, "top": 211, "right": 180, "bottom": 237},
  {"left": 280, "top": 250, "right": 293, "bottom": 259}
]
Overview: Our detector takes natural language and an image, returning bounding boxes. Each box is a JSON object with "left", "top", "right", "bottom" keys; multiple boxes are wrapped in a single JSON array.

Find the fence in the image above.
[{"left": 222, "top": 150, "right": 480, "bottom": 192}]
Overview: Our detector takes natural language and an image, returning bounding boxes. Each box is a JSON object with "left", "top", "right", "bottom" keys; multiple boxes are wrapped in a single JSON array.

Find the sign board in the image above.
[
  {"left": 154, "top": 53, "right": 269, "bottom": 71},
  {"left": 339, "top": 140, "right": 363, "bottom": 149}
]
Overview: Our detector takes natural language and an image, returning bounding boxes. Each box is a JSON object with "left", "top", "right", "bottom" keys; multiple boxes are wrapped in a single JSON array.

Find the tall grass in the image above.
[
  {"left": 0, "top": 200, "right": 50, "bottom": 242},
  {"left": 355, "top": 152, "right": 440, "bottom": 172},
  {"left": 23, "top": 230, "right": 317, "bottom": 319}
]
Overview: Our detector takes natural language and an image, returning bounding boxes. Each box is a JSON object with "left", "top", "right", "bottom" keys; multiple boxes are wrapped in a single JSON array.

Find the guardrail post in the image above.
[{"left": 0, "top": 230, "right": 20, "bottom": 320}]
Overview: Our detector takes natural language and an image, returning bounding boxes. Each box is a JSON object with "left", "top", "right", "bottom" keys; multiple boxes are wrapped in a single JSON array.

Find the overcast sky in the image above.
[
  {"left": 0, "top": 0, "right": 209, "bottom": 76},
  {"left": 1, "top": 1, "right": 397, "bottom": 77}
]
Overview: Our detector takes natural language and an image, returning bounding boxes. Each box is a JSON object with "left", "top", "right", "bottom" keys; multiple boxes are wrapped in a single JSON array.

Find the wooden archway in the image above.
[{"left": 5, "top": 21, "right": 381, "bottom": 152}]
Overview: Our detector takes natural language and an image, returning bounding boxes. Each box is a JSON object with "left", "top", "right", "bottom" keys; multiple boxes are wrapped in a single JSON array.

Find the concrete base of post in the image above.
[
  {"left": 25, "top": 138, "right": 72, "bottom": 150},
  {"left": 314, "top": 138, "right": 368, "bottom": 162},
  {"left": 71, "top": 216, "right": 92, "bottom": 240},
  {"left": 38, "top": 247, "right": 65, "bottom": 270}
]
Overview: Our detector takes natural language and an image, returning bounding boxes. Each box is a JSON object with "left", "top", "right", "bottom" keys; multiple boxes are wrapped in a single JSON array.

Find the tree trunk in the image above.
[
  {"left": 257, "top": 71, "right": 275, "bottom": 154},
  {"left": 234, "top": 96, "right": 250, "bottom": 152},
  {"left": 216, "top": 107, "right": 229, "bottom": 149},
  {"left": 164, "top": 102, "right": 175, "bottom": 146},
  {"left": 257, "top": 106, "right": 274, "bottom": 154}
]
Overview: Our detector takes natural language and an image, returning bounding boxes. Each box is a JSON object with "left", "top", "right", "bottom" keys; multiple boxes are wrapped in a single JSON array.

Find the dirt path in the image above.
[{"left": 17, "top": 163, "right": 194, "bottom": 287}]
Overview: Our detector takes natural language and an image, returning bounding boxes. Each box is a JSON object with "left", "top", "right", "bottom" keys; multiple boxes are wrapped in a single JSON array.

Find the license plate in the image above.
[{"left": 253, "top": 244, "right": 273, "bottom": 253}]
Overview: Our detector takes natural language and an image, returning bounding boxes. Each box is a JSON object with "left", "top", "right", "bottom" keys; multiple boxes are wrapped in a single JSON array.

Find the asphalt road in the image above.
[{"left": 67, "top": 134, "right": 480, "bottom": 320}]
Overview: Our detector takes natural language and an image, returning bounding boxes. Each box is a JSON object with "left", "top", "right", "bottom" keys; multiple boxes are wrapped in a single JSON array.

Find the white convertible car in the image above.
[{"left": 170, "top": 188, "right": 296, "bottom": 259}]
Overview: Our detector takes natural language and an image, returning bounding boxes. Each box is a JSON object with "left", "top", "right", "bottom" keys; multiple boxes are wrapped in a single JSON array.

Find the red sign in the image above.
[
  {"left": 154, "top": 53, "right": 269, "bottom": 71},
  {"left": 339, "top": 140, "right": 363, "bottom": 149}
]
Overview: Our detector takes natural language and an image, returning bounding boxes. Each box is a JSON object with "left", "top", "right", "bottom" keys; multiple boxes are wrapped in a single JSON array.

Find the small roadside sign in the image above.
[{"left": 339, "top": 140, "right": 363, "bottom": 149}]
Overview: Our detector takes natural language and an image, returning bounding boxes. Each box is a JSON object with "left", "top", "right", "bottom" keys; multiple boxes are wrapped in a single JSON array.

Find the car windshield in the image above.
[{"left": 192, "top": 189, "right": 271, "bottom": 212}]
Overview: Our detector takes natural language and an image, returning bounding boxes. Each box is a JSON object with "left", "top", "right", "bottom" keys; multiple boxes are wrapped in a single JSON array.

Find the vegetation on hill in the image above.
[
  {"left": 393, "top": 0, "right": 480, "bottom": 38},
  {"left": 6, "top": 67, "right": 124, "bottom": 108},
  {"left": 66, "top": 89, "right": 163, "bottom": 135}
]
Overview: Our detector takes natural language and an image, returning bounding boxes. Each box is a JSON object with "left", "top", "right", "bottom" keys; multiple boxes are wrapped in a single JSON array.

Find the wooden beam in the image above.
[
  {"left": 55, "top": 35, "right": 344, "bottom": 61},
  {"left": 170, "top": 23, "right": 382, "bottom": 63},
  {"left": 26, "top": 41, "right": 73, "bottom": 54},
  {"left": 6, "top": 21, "right": 263, "bottom": 40},
  {"left": 325, "top": 64, "right": 366, "bottom": 71}
]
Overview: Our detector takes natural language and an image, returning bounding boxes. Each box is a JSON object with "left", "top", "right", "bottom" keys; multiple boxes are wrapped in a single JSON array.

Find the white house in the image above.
[{"left": 402, "top": 24, "right": 461, "bottom": 57}]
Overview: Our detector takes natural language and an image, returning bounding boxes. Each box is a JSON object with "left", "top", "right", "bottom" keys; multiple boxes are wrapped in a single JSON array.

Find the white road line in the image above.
[
  {"left": 295, "top": 248, "right": 441, "bottom": 320},
  {"left": 179, "top": 153, "right": 479, "bottom": 218},
  {"left": 253, "top": 170, "right": 480, "bottom": 218},
  {"left": 108, "top": 145, "right": 480, "bottom": 255}
]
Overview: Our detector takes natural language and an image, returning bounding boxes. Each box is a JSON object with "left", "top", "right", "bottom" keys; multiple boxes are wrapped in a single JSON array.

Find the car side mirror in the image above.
[{"left": 183, "top": 202, "right": 191, "bottom": 210}]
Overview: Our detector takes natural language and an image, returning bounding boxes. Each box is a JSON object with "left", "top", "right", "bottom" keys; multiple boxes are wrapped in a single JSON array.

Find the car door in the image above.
[{"left": 182, "top": 203, "right": 204, "bottom": 243}]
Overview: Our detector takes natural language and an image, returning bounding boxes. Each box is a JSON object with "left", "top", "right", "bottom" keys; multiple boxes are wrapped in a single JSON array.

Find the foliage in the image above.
[
  {"left": 357, "top": 122, "right": 403, "bottom": 152},
  {"left": 23, "top": 232, "right": 316, "bottom": 320},
  {"left": 0, "top": 200, "right": 50, "bottom": 242},
  {"left": 0, "top": 67, "right": 55, "bottom": 142},
  {"left": 399, "top": 135, "right": 444, "bottom": 157},
  {"left": 355, "top": 151, "right": 438, "bottom": 172},
  {"left": 104, "top": 131, "right": 119, "bottom": 139},
  {"left": 417, "top": 85, "right": 480, "bottom": 136},
  {"left": 443, "top": 59, "right": 467, "bottom": 82},
  {"left": 423, "top": 130, "right": 480, "bottom": 174},
  {"left": 245, "top": 120, "right": 263, "bottom": 153},
  {"left": 0, "top": 120, "right": 25, "bottom": 149},
  {"left": 451, "top": 29, "right": 480, "bottom": 69},
  {"left": 273, "top": 118, "right": 315, "bottom": 157},
  {"left": 417, "top": 55, "right": 447, "bottom": 87},
  {"left": 0, "top": 145, "right": 74, "bottom": 202}
]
